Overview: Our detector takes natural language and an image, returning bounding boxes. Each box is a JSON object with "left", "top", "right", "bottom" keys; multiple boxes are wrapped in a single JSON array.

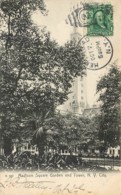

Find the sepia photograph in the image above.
[{"left": 0, "top": 0, "right": 121, "bottom": 194}]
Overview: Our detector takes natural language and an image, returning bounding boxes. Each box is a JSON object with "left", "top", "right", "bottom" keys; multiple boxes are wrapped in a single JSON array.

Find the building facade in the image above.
[{"left": 60, "top": 76, "right": 87, "bottom": 114}]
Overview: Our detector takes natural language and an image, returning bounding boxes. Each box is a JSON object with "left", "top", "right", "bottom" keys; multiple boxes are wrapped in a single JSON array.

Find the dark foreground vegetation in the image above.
[{"left": 0, "top": 152, "right": 120, "bottom": 172}]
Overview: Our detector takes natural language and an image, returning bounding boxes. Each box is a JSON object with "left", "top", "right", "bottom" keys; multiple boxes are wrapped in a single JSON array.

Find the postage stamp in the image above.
[
  {"left": 78, "top": 35, "right": 113, "bottom": 70},
  {"left": 87, "top": 4, "right": 113, "bottom": 36}
]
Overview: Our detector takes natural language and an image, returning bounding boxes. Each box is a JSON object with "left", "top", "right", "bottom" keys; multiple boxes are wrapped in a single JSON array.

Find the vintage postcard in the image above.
[{"left": 0, "top": 0, "right": 121, "bottom": 195}]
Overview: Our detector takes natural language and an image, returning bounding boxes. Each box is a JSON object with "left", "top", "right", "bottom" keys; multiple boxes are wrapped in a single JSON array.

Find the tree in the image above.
[
  {"left": 97, "top": 66, "right": 121, "bottom": 148},
  {"left": 0, "top": 0, "right": 47, "bottom": 155},
  {"left": 31, "top": 112, "right": 64, "bottom": 156},
  {"left": 0, "top": 0, "right": 86, "bottom": 155},
  {"left": 19, "top": 112, "right": 99, "bottom": 156},
  {"left": 54, "top": 113, "right": 98, "bottom": 154}
]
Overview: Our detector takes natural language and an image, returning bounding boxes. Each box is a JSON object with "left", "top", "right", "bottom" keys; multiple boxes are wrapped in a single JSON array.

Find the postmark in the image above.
[
  {"left": 78, "top": 35, "right": 113, "bottom": 70},
  {"left": 65, "top": 3, "right": 86, "bottom": 27},
  {"left": 77, "top": 7, "right": 93, "bottom": 27},
  {"left": 65, "top": 3, "right": 94, "bottom": 27},
  {"left": 65, "top": 3, "right": 113, "bottom": 36}
]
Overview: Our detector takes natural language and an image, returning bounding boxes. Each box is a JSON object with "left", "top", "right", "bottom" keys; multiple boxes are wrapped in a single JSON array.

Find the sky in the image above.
[{"left": 32, "top": 0, "right": 121, "bottom": 107}]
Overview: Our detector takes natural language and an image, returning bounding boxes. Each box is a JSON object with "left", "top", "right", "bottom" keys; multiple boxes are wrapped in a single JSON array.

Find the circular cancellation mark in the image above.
[{"left": 78, "top": 35, "right": 113, "bottom": 70}]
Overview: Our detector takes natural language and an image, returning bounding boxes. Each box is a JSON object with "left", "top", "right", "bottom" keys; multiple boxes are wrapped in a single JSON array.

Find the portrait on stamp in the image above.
[{"left": 87, "top": 4, "right": 113, "bottom": 36}]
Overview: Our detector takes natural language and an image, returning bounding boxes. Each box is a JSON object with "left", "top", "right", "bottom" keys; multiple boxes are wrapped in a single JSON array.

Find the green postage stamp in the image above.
[{"left": 86, "top": 4, "right": 113, "bottom": 36}]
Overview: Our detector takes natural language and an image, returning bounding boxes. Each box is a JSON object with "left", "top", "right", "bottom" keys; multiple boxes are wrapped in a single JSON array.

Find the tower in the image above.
[{"left": 58, "top": 28, "right": 88, "bottom": 115}]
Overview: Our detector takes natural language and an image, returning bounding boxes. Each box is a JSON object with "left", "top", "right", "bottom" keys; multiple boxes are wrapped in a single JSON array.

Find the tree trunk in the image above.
[
  {"left": 38, "top": 142, "right": 45, "bottom": 158},
  {"left": 3, "top": 136, "right": 13, "bottom": 156}
]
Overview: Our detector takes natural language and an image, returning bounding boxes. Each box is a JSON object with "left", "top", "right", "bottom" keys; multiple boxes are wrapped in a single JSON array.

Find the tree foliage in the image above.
[
  {"left": 33, "top": 113, "right": 99, "bottom": 154},
  {"left": 0, "top": 0, "right": 86, "bottom": 155},
  {"left": 97, "top": 66, "right": 121, "bottom": 147}
]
